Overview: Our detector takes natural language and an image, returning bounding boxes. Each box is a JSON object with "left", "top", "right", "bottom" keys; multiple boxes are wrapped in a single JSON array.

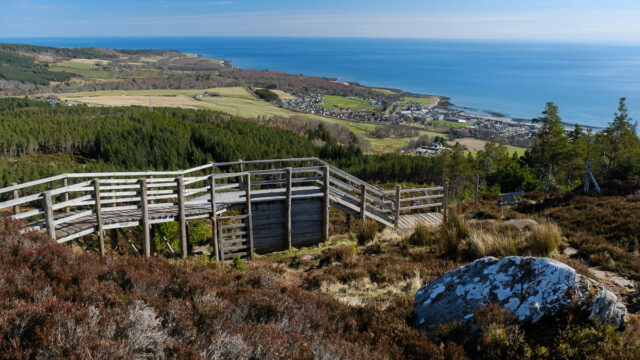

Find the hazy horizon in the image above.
[{"left": 3, "top": 0, "right": 640, "bottom": 44}]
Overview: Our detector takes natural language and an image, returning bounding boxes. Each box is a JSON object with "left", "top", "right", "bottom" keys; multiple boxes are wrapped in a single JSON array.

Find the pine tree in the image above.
[
  {"left": 528, "top": 102, "right": 570, "bottom": 180},
  {"left": 598, "top": 97, "right": 640, "bottom": 178}
]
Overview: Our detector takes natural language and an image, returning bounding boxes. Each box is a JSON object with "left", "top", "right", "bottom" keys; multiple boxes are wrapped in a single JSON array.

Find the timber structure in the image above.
[{"left": 0, "top": 158, "right": 445, "bottom": 261}]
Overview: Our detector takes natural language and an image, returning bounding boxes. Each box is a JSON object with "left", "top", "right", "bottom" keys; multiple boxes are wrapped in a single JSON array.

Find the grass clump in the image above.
[
  {"left": 353, "top": 220, "right": 379, "bottom": 245},
  {"left": 526, "top": 221, "right": 562, "bottom": 256},
  {"left": 439, "top": 213, "right": 470, "bottom": 257},
  {"left": 469, "top": 229, "right": 517, "bottom": 258},
  {"left": 409, "top": 223, "right": 435, "bottom": 246},
  {"left": 319, "top": 245, "right": 354, "bottom": 267}
]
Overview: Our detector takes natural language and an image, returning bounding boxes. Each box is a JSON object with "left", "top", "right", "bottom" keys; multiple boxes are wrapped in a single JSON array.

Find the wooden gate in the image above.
[{"left": 217, "top": 214, "right": 254, "bottom": 261}]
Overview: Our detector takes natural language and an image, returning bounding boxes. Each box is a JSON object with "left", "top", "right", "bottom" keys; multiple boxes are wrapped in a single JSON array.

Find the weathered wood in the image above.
[
  {"left": 360, "top": 184, "right": 367, "bottom": 221},
  {"left": 93, "top": 179, "right": 105, "bottom": 256},
  {"left": 63, "top": 178, "right": 70, "bottom": 214},
  {"left": 323, "top": 166, "right": 330, "bottom": 242},
  {"left": 43, "top": 191, "right": 56, "bottom": 241},
  {"left": 245, "top": 174, "right": 254, "bottom": 259},
  {"left": 395, "top": 184, "right": 401, "bottom": 228},
  {"left": 140, "top": 178, "right": 151, "bottom": 258},
  {"left": 443, "top": 182, "right": 449, "bottom": 222},
  {"left": 218, "top": 223, "right": 225, "bottom": 261},
  {"left": 238, "top": 159, "right": 244, "bottom": 172},
  {"left": 177, "top": 176, "right": 188, "bottom": 258},
  {"left": 210, "top": 164, "right": 219, "bottom": 261},
  {"left": 285, "top": 167, "right": 292, "bottom": 250},
  {"left": 12, "top": 183, "right": 19, "bottom": 215}
]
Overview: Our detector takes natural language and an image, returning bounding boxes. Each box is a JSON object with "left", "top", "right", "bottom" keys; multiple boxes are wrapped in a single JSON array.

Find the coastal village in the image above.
[{"left": 279, "top": 92, "right": 540, "bottom": 155}]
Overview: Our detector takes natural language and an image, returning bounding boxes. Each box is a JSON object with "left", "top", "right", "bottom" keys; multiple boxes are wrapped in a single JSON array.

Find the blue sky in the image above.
[{"left": 2, "top": 0, "right": 640, "bottom": 42}]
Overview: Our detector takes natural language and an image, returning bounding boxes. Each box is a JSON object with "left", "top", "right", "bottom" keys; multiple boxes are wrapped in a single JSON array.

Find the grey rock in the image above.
[{"left": 413, "top": 257, "right": 628, "bottom": 331}]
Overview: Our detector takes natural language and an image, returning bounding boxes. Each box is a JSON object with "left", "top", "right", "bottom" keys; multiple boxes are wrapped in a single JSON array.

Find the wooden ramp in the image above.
[{"left": 396, "top": 212, "right": 444, "bottom": 233}]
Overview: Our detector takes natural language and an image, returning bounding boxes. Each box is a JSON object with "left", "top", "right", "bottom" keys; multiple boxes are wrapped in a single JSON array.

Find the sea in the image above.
[{"left": 4, "top": 36, "right": 640, "bottom": 129}]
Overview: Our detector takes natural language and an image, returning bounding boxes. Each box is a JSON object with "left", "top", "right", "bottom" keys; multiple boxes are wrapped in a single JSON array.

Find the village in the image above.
[{"left": 278, "top": 92, "right": 540, "bottom": 153}]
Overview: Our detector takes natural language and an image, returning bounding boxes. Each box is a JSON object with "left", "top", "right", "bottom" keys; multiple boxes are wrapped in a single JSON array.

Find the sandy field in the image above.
[
  {"left": 66, "top": 95, "right": 203, "bottom": 109},
  {"left": 447, "top": 137, "right": 488, "bottom": 150},
  {"left": 69, "top": 58, "right": 111, "bottom": 65}
]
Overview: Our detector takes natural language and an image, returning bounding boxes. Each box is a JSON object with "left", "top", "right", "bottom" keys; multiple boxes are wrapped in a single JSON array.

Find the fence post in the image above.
[
  {"left": 12, "top": 183, "right": 19, "bottom": 215},
  {"left": 43, "top": 191, "right": 56, "bottom": 241},
  {"left": 245, "top": 174, "right": 254, "bottom": 260},
  {"left": 360, "top": 184, "right": 367, "bottom": 221},
  {"left": 210, "top": 164, "right": 219, "bottom": 261},
  {"left": 238, "top": 159, "right": 244, "bottom": 172},
  {"left": 395, "top": 184, "right": 401, "bottom": 228},
  {"left": 474, "top": 175, "right": 479, "bottom": 210},
  {"left": 544, "top": 164, "right": 552, "bottom": 201},
  {"left": 443, "top": 182, "right": 449, "bottom": 222},
  {"left": 177, "top": 175, "right": 188, "bottom": 259},
  {"left": 140, "top": 178, "right": 150, "bottom": 258},
  {"left": 93, "top": 179, "right": 105, "bottom": 255},
  {"left": 285, "top": 167, "right": 293, "bottom": 250},
  {"left": 323, "top": 166, "right": 330, "bottom": 242},
  {"left": 63, "top": 178, "right": 70, "bottom": 214}
]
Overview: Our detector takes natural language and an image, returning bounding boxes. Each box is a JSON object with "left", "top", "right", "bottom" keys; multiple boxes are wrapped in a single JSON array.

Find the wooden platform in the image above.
[{"left": 396, "top": 212, "right": 444, "bottom": 233}]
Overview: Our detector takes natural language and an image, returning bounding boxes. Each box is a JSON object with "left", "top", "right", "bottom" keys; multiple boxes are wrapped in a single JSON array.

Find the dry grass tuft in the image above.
[
  {"left": 352, "top": 220, "right": 379, "bottom": 245},
  {"left": 526, "top": 220, "right": 562, "bottom": 256},
  {"left": 439, "top": 213, "right": 471, "bottom": 257},
  {"left": 469, "top": 229, "right": 517, "bottom": 258}
]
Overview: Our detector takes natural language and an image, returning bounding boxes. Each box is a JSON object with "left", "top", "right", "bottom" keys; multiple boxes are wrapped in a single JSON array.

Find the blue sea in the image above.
[{"left": 3, "top": 36, "right": 640, "bottom": 128}]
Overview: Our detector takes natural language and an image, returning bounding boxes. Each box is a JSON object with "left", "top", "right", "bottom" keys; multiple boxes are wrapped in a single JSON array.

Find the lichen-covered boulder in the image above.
[{"left": 413, "top": 257, "right": 627, "bottom": 331}]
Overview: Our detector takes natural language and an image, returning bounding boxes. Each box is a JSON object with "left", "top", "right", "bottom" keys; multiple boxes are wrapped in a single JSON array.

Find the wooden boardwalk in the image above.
[{"left": 1, "top": 158, "right": 446, "bottom": 260}]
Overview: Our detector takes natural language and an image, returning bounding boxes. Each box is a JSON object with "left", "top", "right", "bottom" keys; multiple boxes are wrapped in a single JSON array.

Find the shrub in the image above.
[
  {"left": 319, "top": 245, "right": 353, "bottom": 267},
  {"left": 525, "top": 220, "right": 562, "bottom": 256},
  {"left": 353, "top": 220, "right": 379, "bottom": 245},
  {"left": 231, "top": 256, "right": 247, "bottom": 272},
  {"left": 409, "top": 223, "right": 435, "bottom": 246}
]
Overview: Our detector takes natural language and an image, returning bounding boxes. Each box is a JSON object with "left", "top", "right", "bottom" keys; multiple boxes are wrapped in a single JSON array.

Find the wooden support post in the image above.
[
  {"left": 63, "top": 178, "right": 70, "bottom": 214},
  {"left": 322, "top": 166, "right": 330, "bottom": 242},
  {"left": 140, "top": 178, "right": 151, "bottom": 258},
  {"left": 475, "top": 175, "right": 480, "bottom": 210},
  {"left": 285, "top": 167, "right": 293, "bottom": 250},
  {"left": 238, "top": 159, "right": 244, "bottom": 172},
  {"left": 93, "top": 179, "right": 105, "bottom": 256},
  {"left": 43, "top": 191, "right": 56, "bottom": 241},
  {"left": 544, "top": 164, "right": 552, "bottom": 201},
  {"left": 395, "top": 184, "right": 401, "bottom": 228},
  {"left": 177, "top": 176, "right": 188, "bottom": 259},
  {"left": 12, "top": 183, "right": 19, "bottom": 215},
  {"left": 360, "top": 184, "right": 367, "bottom": 221},
  {"left": 218, "top": 224, "right": 225, "bottom": 262},
  {"left": 443, "top": 182, "right": 449, "bottom": 222},
  {"left": 210, "top": 164, "right": 219, "bottom": 261},
  {"left": 245, "top": 174, "right": 254, "bottom": 259}
]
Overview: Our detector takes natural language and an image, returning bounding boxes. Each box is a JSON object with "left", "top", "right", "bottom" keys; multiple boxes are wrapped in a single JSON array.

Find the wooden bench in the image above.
[{"left": 497, "top": 191, "right": 524, "bottom": 207}]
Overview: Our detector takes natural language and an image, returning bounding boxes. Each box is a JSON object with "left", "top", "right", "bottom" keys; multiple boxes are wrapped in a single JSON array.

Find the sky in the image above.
[{"left": 2, "top": 0, "right": 640, "bottom": 42}]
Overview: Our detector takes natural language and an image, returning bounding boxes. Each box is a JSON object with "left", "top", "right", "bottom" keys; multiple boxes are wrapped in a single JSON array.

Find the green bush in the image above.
[{"left": 231, "top": 256, "right": 247, "bottom": 272}]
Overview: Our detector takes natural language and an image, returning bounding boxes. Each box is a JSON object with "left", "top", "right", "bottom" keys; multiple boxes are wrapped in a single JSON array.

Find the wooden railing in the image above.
[{"left": 0, "top": 157, "right": 446, "bottom": 257}]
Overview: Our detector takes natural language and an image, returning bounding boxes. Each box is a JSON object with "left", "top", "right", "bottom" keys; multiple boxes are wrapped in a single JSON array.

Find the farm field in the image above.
[
  {"left": 321, "top": 94, "right": 374, "bottom": 110},
  {"left": 399, "top": 96, "right": 435, "bottom": 107},
  {"left": 48, "top": 61, "right": 112, "bottom": 78},
  {"left": 448, "top": 137, "right": 528, "bottom": 156}
]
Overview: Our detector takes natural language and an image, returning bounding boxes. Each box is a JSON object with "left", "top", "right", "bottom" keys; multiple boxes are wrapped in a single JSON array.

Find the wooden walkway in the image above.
[{"left": 1, "top": 158, "right": 446, "bottom": 260}]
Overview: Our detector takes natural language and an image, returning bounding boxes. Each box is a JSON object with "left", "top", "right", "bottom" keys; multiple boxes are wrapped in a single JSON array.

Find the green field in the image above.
[
  {"left": 49, "top": 61, "right": 112, "bottom": 78},
  {"left": 399, "top": 96, "right": 435, "bottom": 107},
  {"left": 430, "top": 120, "right": 471, "bottom": 129},
  {"left": 321, "top": 95, "right": 374, "bottom": 111}
]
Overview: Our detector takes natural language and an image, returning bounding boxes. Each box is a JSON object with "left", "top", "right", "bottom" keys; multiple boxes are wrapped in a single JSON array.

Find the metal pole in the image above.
[
  {"left": 285, "top": 167, "right": 292, "bottom": 250},
  {"left": 245, "top": 174, "right": 254, "bottom": 260}
]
